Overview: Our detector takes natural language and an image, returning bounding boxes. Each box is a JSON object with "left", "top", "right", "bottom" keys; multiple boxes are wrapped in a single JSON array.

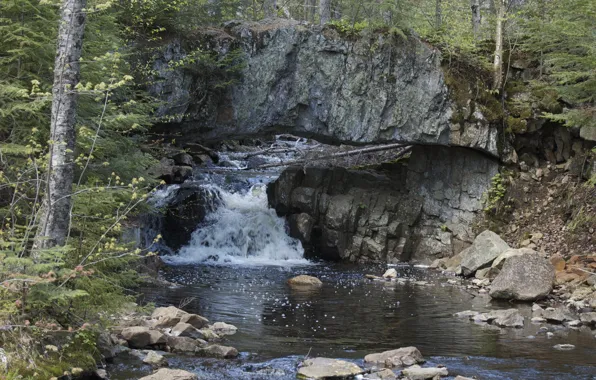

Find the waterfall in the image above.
[{"left": 164, "top": 183, "right": 308, "bottom": 266}]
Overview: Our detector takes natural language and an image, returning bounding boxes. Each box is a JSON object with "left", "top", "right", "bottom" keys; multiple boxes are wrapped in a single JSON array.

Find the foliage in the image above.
[{"left": 482, "top": 173, "right": 507, "bottom": 214}]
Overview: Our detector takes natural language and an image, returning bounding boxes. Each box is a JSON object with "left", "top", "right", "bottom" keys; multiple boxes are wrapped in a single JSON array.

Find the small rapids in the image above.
[{"left": 164, "top": 184, "right": 309, "bottom": 266}]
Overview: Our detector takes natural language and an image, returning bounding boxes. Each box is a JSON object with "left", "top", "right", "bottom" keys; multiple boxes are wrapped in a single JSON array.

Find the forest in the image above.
[{"left": 0, "top": 0, "right": 595, "bottom": 378}]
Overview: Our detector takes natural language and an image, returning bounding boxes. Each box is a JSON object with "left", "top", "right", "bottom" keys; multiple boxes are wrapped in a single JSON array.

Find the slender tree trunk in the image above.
[
  {"left": 471, "top": 0, "right": 481, "bottom": 40},
  {"left": 34, "top": 0, "right": 86, "bottom": 252},
  {"left": 264, "top": 0, "right": 276, "bottom": 18},
  {"left": 435, "top": 0, "right": 442, "bottom": 30},
  {"left": 320, "top": 0, "right": 331, "bottom": 24},
  {"left": 492, "top": 0, "right": 505, "bottom": 90}
]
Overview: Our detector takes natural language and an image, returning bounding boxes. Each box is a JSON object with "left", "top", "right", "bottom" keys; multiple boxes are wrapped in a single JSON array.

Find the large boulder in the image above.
[
  {"left": 288, "top": 275, "right": 323, "bottom": 290},
  {"left": 139, "top": 368, "right": 197, "bottom": 380},
  {"left": 297, "top": 358, "right": 363, "bottom": 379},
  {"left": 121, "top": 327, "right": 166, "bottom": 349},
  {"left": 489, "top": 253, "right": 555, "bottom": 301},
  {"left": 460, "top": 231, "right": 510, "bottom": 276},
  {"left": 364, "top": 347, "right": 424, "bottom": 368}
]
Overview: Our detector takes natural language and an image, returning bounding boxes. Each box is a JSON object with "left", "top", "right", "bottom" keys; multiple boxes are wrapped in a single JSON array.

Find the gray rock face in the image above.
[
  {"left": 489, "top": 253, "right": 555, "bottom": 301},
  {"left": 364, "top": 347, "right": 425, "bottom": 368},
  {"left": 268, "top": 146, "right": 498, "bottom": 263},
  {"left": 460, "top": 231, "right": 510, "bottom": 276},
  {"left": 297, "top": 357, "right": 363, "bottom": 379},
  {"left": 150, "top": 20, "right": 500, "bottom": 157}
]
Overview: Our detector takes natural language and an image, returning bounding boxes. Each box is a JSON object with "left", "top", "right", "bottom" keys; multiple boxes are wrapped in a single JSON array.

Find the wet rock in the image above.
[
  {"left": 95, "top": 369, "right": 109, "bottom": 379},
  {"left": 152, "top": 306, "right": 209, "bottom": 329},
  {"left": 401, "top": 365, "right": 448, "bottom": 379},
  {"left": 366, "top": 368, "right": 397, "bottom": 379},
  {"left": 96, "top": 332, "right": 129, "bottom": 361},
  {"left": 536, "top": 307, "right": 575, "bottom": 323},
  {"left": 489, "top": 253, "right": 555, "bottom": 301},
  {"left": 197, "top": 328, "right": 220, "bottom": 340},
  {"left": 297, "top": 358, "right": 363, "bottom": 379},
  {"left": 197, "top": 345, "right": 239, "bottom": 359},
  {"left": 172, "top": 153, "right": 194, "bottom": 167},
  {"left": 454, "top": 310, "right": 479, "bottom": 319},
  {"left": 553, "top": 344, "right": 575, "bottom": 350},
  {"left": 210, "top": 322, "right": 238, "bottom": 335},
  {"left": 170, "top": 323, "right": 205, "bottom": 340},
  {"left": 121, "top": 327, "right": 166, "bottom": 349},
  {"left": 364, "top": 347, "right": 425, "bottom": 368},
  {"left": 460, "top": 231, "right": 510, "bottom": 276},
  {"left": 288, "top": 275, "right": 323, "bottom": 289},
  {"left": 383, "top": 268, "right": 398, "bottom": 279},
  {"left": 166, "top": 336, "right": 205, "bottom": 352},
  {"left": 580, "top": 312, "right": 596, "bottom": 325},
  {"left": 485, "top": 309, "right": 524, "bottom": 328},
  {"left": 289, "top": 213, "right": 315, "bottom": 243},
  {"left": 138, "top": 368, "right": 198, "bottom": 380},
  {"left": 143, "top": 351, "right": 167, "bottom": 367}
]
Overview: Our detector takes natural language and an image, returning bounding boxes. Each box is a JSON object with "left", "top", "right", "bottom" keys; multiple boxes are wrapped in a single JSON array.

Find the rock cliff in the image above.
[{"left": 149, "top": 19, "right": 500, "bottom": 157}]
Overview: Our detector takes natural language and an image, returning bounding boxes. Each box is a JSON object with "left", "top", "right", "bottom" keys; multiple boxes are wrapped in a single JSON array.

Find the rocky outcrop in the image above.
[
  {"left": 149, "top": 19, "right": 501, "bottom": 157},
  {"left": 489, "top": 253, "right": 555, "bottom": 301},
  {"left": 268, "top": 146, "right": 498, "bottom": 263}
]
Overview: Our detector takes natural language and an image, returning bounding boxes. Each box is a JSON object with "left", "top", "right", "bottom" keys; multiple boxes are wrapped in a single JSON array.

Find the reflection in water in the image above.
[{"left": 118, "top": 263, "right": 596, "bottom": 380}]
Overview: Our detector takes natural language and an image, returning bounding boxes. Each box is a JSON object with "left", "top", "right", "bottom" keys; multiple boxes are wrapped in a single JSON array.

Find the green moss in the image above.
[{"left": 506, "top": 116, "right": 527, "bottom": 133}]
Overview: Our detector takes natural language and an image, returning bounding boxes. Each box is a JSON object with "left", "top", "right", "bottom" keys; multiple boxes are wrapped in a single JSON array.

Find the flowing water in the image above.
[{"left": 109, "top": 144, "right": 596, "bottom": 380}]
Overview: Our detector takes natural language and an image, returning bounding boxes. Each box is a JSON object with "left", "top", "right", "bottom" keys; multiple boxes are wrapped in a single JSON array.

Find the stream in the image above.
[{"left": 109, "top": 141, "right": 596, "bottom": 380}]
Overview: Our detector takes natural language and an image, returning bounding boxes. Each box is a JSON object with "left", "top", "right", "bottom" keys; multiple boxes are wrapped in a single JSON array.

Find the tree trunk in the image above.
[
  {"left": 264, "top": 0, "right": 276, "bottom": 18},
  {"left": 34, "top": 0, "right": 86, "bottom": 252},
  {"left": 435, "top": 0, "right": 442, "bottom": 30},
  {"left": 492, "top": 0, "right": 505, "bottom": 90},
  {"left": 471, "top": 0, "right": 481, "bottom": 39},
  {"left": 320, "top": 0, "right": 331, "bottom": 24}
]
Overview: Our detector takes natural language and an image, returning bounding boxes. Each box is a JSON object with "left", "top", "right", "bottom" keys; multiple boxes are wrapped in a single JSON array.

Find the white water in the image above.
[{"left": 165, "top": 184, "right": 309, "bottom": 266}]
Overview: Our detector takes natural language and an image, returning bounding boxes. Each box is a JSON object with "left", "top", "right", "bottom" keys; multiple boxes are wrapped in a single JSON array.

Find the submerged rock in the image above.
[
  {"left": 401, "top": 365, "right": 448, "bottom": 379},
  {"left": 143, "top": 351, "right": 167, "bottom": 367},
  {"left": 485, "top": 309, "right": 524, "bottom": 328},
  {"left": 460, "top": 231, "right": 510, "bottom": 276},
  {"left": 288, "top": 275, "right": 323, "bottom": 289},
  {"left": 364, "top": 347, "right": 424, "bottom": 368},
  {"left": 139, "top": 368, "right": 197, "bottom": 380},
  {"left": 489, "top": 253, "right": 555, "bottom": 301},
  {"left": 297, "top": 357, "right": 363, "bottom": 379}
]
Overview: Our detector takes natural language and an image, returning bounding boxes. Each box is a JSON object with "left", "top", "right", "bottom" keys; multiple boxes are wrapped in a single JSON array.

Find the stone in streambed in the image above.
[
  {"left": 143, "top": 351, "right": 167, "bottom": 367},
  {"left": 138, "top": 368, "right": 197, "bottom": 380},
  {"left": 197, "top": 344, "right": 239, "bottom": 359},
  {"left": 288, "top": 275, "right": 323, "bottom": 289},
  {"left": 401, "top": 365, "right": 448, "bottom": 379},
  {"left": 166, "top": 336, "right": 206, "bottom": 353},
  {"left": 489, "top": 253, "right": 555, "bottom": 301},
  {"left": 580, "top": 312, "right": 596, "bottom": 325},
  {"left": 364, "top": 346, "right": 424, "bottom": 368},
  {"left": 121, "top": 326, "right": 166, "bottom": 349},
  {"left": 151, "top": 306, "right": 209, "bottom": 329},
  {"left": 366, "top": 368, "right": 397, "bottom": 379},
  {"left": 382, "top": 268, "right": 398, "bottom": 279},
  {"left": 485, "top": 309, "right": 524, "bottom": 328},
  {"left": 297, "top": 357, "right": 363, "bottom": 379},
  {"left": 210, "top": 322, "right": 238, "bottom": 335},
  {"left": 170, "top": 322, "right": 206, "bottom": 340}
]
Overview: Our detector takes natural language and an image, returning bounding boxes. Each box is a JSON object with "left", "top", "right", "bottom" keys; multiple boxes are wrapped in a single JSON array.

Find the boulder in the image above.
[
  {"left": 180, "top": 314, "right": 209, "bottom": 329},
  {"left": 152, "top": 306, "right": 187, "bottom": 328},
  {"left": 121, "top": 327, "right": 166, "bottom": 349},
  {"left": 166, "top": 336, "right": 205, "bottom": 352},
  {"left": 536, "top": 307, "right": 575, "bottom": 323},
  {"left": 172, "top": 153, "right": 194, "bottom": 167},
  {"left": 364, "top": 347, "right": 424, "bottom": 368},
  {"left": 489, "top": 253, "right": 555, "bottom": 301},
  {"left": 460, "top": 231, "right": 510, "bottom": 276},
  {"left": 197, "top": 345, "right": 239, "bottom": 359},
  {"left": 210, "top": 322, "right": 238, "bottom": 335},
  {"left": 170, "top": 322, "right": 205, "bottom": 340},
  {"left": 288, "top": 275, "right": 323, "bottom": 289},
  {"left": 491, "top": 248, "right": 535, "bottom": 269},
  {"left": 143, "top": 351, "right": 167, "bottom": 367},
  {"left": 197, "top": 328, "right": 219, "bottom": 340},
  {"left": 580, "top": 312, "right": 596, "bottom": 325},
  {"left": 485, "top": 309, "right": 524, "bottom": 328},
  {"left": 401, "top": 365, "right": 448, "bottom": 380},
  {"left": 138, "top": 368, "right": 197, "bottom": 380},
  {"left": 382, "top": 268, "right": 398, "bottom": 279},
  {"left": 297, "top": 358, "right": 363, "bottom": 379}
]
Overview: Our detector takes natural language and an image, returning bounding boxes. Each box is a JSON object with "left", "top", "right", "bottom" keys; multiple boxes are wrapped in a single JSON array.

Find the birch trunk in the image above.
[
  {"left": 492, "top": 0, "right": 505, "bottom": 90},
  {"left": 34, "top": 0, "right": 86, "bottom": 251},
  {"left": 471, "top": 0, "right": 481, "bottom": 39},
  {"left": 320, "top": 0, "right": 331, "bottom": 24}
]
